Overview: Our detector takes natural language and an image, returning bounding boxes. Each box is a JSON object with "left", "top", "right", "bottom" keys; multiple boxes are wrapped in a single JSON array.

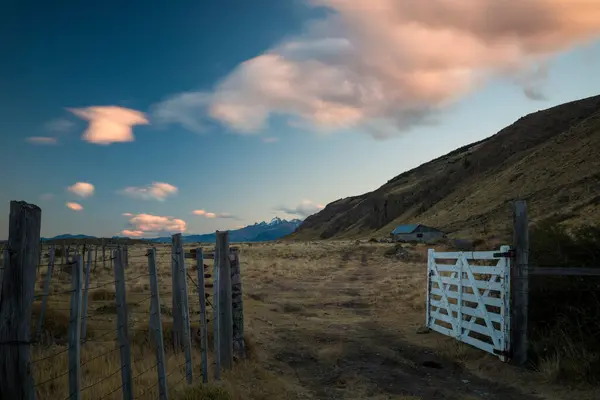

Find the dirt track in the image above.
[{"left": 244, "top": 245, "right": 545, "bottom": 400}]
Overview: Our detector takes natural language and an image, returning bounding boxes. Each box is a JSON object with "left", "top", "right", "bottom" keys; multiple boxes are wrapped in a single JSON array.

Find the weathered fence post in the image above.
[
  {"left": 147, "top": 248, "right": 169, "bottom": 400},
  {"left": 68, "top": 254, "right": 83, "bottom": 400},
  {"left": 94, "top": 245, "right": 98, "bottom": 270},
  {"left": 37, "top": 245, "right": 56, "bottom": 340},
  {"left": 81, "top": 249, "right": 93, "bottom": 339},
  {"left": 124, "top": 245, "right": 129, "bottom": 268},
  {"left": 62, "top": 240, "right": 66, "bottom": 265},
  {"left": 511, "top": 199, "right": 529, "bottom": 366},
  {"left": 0, "top": 201, "right": 41, "bottom": 400},
  {"left": 0, "top": 248, "right": 7, "bottom": 301},
  {"left": 102, "top": 239, "right": 106, "bottom": 269},
  {"left": 216, "top": 231, "right": 233, "bottom": 370},
  {"left": 230, "top": 249, "right": 246, "bottom": 359},
  {"left": 196, "top": 248, "right": 209, "bottom": 383},
  {"left": 171, "top": 235, "right": 183, "bottom": 351},
  {"left": 213, "top": 243, "right": 221, "bottom": 380},
  {"left": 114, "top": 249, "right": 134, "bottom": 399},
  {"left": 175, "top": 234, "right": 193, "bottom": 384}
]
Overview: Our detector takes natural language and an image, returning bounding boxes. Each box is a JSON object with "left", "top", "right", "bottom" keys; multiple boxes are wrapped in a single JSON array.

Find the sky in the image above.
[{"left": 1, "top": 0, "right": 600, "bottom": 239}]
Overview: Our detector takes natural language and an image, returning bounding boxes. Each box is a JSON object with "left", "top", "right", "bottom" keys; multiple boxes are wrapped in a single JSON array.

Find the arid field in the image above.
[{"left": 30, "top": 240, "right": 598, "bottom": 400}]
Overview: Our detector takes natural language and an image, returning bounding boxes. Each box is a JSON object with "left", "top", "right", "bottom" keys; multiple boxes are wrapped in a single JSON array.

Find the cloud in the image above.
[
  {"left": 45, "top": 118, "right": 75, "bottom": 133},
  {"left": 122, "top": 212, "right": 133, "bottom": 217},
  {"left": 192, "top": 209, "right": 238, "bottom": 219},
  {"left": 151, "top": 92, "right": 212, "bottom": 133},
  {"left": 26, "top": 137, "right": 57, "bottom": 145},
  {"left": 66, "top": 202, "right": 83, "bottom": 211},
  {"left": 68, "top": 106, "right": 149, "bottom": 145},
  {"left": 119, "top": 182, "right": 178, "bottom": 201},
  {"left": 40, "top": 193, "right": 54, "bottom": 201},
  {"left": 122, "top": 213, "right": 187, "bottom": 237},
  {"left": 276, "top": 200, "right": 324, "bottom": 218},
  {"left": 67, "top": 182, "right": 95, "bottom": 198},
  {"left": 152, "top": 0, "right": 600, "bottom": 139},
  {"left": 262, "top": 136, "right": 280, "bottom": 143},
  {"left": 514, "top": 63, "right": 550, "bottom": 101}
]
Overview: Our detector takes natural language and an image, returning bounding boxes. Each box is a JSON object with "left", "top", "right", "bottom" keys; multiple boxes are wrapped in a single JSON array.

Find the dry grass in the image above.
[{"left": 30, "top": 240, "right": 598, "bottom": 399}]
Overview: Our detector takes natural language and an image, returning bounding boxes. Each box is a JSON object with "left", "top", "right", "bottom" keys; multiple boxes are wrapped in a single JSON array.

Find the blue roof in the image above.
[{"left": 391, "top": 224, "right": 420, "bottom": 234}]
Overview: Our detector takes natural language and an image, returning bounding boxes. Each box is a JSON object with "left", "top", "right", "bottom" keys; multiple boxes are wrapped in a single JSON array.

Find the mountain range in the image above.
[
  {"left": 290, "top": 94, "right": 600, "bottom": 241},
  {"left": 41, "top": 217, "right": 303, "bottom": 243}
]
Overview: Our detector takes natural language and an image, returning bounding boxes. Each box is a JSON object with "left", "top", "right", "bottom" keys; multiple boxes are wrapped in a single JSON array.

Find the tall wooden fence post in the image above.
[
  {"left": 102, "top": 239, "right": 106, "bottom": 269},
  {"left": 114, "top": 249, "right": 134, "bottom": 399},
  {"left": 81, "top": 249, "right": 93, "bottom": 340},
  {"left": 0, "top": 201, "right": 41, "bottom": 400},
  {"left": 62, "top": 241, "right": 66, "bottom": 265},
  {"left": 175, "top": 234, "right": 193, "bottom": 384},
  {"left": 171, "top": 235, "right": 183, "bottom": 351},
  {"left": 230, "top": 249, "right": 245, "bottom": 359},
  {"left": 196, "top": 248, "right": 209, "bottom": 383},
  {"left": 213, "top": 242, "right": 221, "bottom": 380},
  {"left": 68, "top": 255, "right": 83, "bottom": 400},
  {"left": 511, "top": 200, "right": 529, "bottom": 366},
  {"left": 147, "top": 248, "right": 169, "bottom": 400},
  {"left": 216, "top": 231, "right": 233, "bottom": 370},
  {"left": 37, "top": 245, "right": 56, "bottom": 340}
]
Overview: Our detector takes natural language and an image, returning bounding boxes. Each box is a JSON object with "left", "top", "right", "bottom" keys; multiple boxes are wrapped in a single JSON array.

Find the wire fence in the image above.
[{"left": 20, "top": 233, "right": 241, "bottom": 400}]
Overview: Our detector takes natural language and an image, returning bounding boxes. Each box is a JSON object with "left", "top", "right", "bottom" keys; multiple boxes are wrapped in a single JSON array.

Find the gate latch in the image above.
[{"left": 493, "top": 249, "right": 516, "bottom": 258}]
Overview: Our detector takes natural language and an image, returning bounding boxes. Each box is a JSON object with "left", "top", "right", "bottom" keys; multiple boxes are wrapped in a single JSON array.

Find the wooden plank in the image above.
[
  {"left": 511, "top": 200, "right": 529, "bottom": 366},
  {"left": 171, "top": 235, "right": 183, "bottom": 351},
  {"left": 114, "top": 249, "right": 134, "bottom": 399},
  {"left": 216, "top": 231, "right": 233, "bottom": 369},
  {"left": 186, "top": 252, "right": 214, "bottom": 259},
  {"left": 429, "top": 288, "right": 504, "bottom": 307},
  {"left": 36, "top": 245, "right": 56, "bottom": 340},
  {"left": 429, "top": 299, "right": 504, "bottom": 323},
  {"left": 437, "top": 276, "right": 504, "bottom": 291},
  {"left": 196, "top": 248, "right": 209, "bottom": 383},
  {"left": 528, "top": 267, "right": 600, "bottom": 276},
  {"left": 175, "top": 235, "right": 193, "bottom": 384},
  {"left": 231, "top": 250, "right": 245, "bottom": 359},
  {"left": 68, "top": 255, "right": 83, "bottom": 400},
  {"left": 0, "top": 201, "right": 41, "bottom": 400},
  {"left": 147, "top": 248, "right": 169, "bottom": 400},
  {"left": 81, "top": 249, "right": 93, "bottom": 340},
  {"left": 213, "top": 240, "right": 221, "bottom": 380}
]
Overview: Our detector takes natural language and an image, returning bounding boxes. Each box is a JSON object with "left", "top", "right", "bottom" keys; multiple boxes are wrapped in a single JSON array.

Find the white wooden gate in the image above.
[{"left": 426, "top": 246, "right": 511, "bottom": 361}]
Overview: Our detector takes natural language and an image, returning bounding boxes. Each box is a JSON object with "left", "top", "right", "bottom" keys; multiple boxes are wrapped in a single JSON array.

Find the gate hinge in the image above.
[{"left": 493, "top": 249, "right": 516, "bottom": 258}]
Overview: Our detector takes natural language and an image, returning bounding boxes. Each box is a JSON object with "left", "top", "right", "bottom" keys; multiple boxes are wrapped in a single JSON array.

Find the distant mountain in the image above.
[
  {"left": 41, "top": 217, "right": 303, "bottom": 243},
  {"left": 41, "top": 234, "right": 97, "bottom": 241},
  {"left": 149, "top": 217, "right": 303, "bottom": 243}
]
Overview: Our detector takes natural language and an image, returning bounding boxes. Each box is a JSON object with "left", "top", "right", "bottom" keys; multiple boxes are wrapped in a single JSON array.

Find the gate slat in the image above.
[
  {"left": 429, "top": 300, "right": 504, "bottom": 324},
  {"left": 429, "top": 288, "right": 503, "bottom": 307},
  {"left": 438, "top": 276, "right": 503, "bottom": 291}
]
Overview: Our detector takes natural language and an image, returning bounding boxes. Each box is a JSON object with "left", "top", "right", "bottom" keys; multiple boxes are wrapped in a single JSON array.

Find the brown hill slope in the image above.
[{"left": 292, "top": 95, "right": 600, "bottom": 241}]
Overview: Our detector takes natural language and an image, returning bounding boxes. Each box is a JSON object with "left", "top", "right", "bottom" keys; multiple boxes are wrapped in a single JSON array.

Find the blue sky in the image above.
[{"left": 1, "top": 0, "right": 599, "bottom": 239}]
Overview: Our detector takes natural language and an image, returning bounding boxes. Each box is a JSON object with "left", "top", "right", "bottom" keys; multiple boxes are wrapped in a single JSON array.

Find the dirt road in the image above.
[{"left": 244, "top": 244, "right": 545, "bottom": 400}]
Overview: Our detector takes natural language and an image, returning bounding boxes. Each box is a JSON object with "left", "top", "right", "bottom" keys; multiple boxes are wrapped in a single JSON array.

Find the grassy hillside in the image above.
[{"left": 292, "top": 95, "right": 600, "bottom": 241}]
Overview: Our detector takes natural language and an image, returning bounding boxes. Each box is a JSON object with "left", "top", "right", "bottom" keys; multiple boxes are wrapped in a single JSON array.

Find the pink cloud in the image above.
[
  {"left": 120, "top": 182, "right": 178, "bottom": 201},
  {"left": 68, "top": 106, "right": 149, "bottom": 145},
  {"left": 26, "top": 137, "right": 57, "bottom": 145},
  {"left": 153, "top": 0, "right": 600, "bottom": 139},
  {"left": 192, "top": 209, "right": 237, "bottom": 219},
  {"left": 122, "top": 212, "right": 133, "bottom": 217},
  {"left": 122, "top": 229, "right": 144, "bottom": 237},
  {"left": 66, "top": 202, "right": 83, "bottom": 211},
  {"left": 277, "top": 200, "right": 324, "bottom": 217},
  {"left": 67, "top": 182, "right": 95, "bottom": 198},
  {"left": 124, "top": 213, "right": 187, "bottom": 236}
]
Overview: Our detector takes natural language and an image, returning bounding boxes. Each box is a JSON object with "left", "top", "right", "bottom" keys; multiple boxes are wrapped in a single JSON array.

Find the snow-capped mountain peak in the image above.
[{"left": 269, "top": 217, "right": 283, "bottom": 226}]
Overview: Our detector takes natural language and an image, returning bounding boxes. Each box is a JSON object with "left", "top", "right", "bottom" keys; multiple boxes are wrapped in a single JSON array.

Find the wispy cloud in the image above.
[
  {"left": 66, "top": 202, "right": 83, "bottom": 211},
  {"left": 119, "top": 182, "right": 178, "bottom": 202},
  {"left": 67, "top": 182, "right": 95, "bottom": 198},
  {"left": 45, "top": 118, "right": 75, "bottom": 133},
  {"left": 192, "top": 209, "right": 239, "bottom": 219},
  {"left": 152, "top": 0, "right": 600, "bottom": 139},
  {"left": 276, "top": 200, "right": 324, "bottom": 218},
  {"left": 26, "top": 136, "right": 57, "bottom": 145},
  {"left": 151, "top": 92, "right": 212, "bottom": 133},
  {"left": 262, "top": 136, "right": 279, "bottom": 143},
  {"left": 121, "top": 213, "right": 187, "bottom": 237},
  {"left": 122, "top": 212, "right": 133, "bottom": 217},
  {"left": 40, "top": 193, "right": 54, "bottom": 201},
  {"left": 69, "top": 106, "right": 149, "bottom": 145}
]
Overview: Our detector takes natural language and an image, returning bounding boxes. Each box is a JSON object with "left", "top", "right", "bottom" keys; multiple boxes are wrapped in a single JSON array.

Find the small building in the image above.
[{"left": 391, "top": 224, "right": 445, "bottom": 243}]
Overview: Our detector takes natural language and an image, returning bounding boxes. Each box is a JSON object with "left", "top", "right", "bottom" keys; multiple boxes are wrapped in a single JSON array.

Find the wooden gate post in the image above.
[
  {"left": 511, "top": 200, "right": 529, "bottom": 366},
  {"left": 114, "top": 249, "right": 134, "bottom": 399},
  {"left": 0, "top": 201, "right": 41, "bottom": 400},
  {"left": 196, "top": 248, "right": 209, "bottom": 383},
  {"left": 231, "top": 249, "right": 245, "bottom": 359},
  {"left": 171, "top": 235, "right": 183, "bottom": 351},
  {"left": 68, "top": 255, "right": 83, "bottom": 400},
  {"left": 147, "top": 248, "right": 169, "bottom": 400},
  {"left": 216, "top": 231, "right": 233, "bottom": 370}
]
